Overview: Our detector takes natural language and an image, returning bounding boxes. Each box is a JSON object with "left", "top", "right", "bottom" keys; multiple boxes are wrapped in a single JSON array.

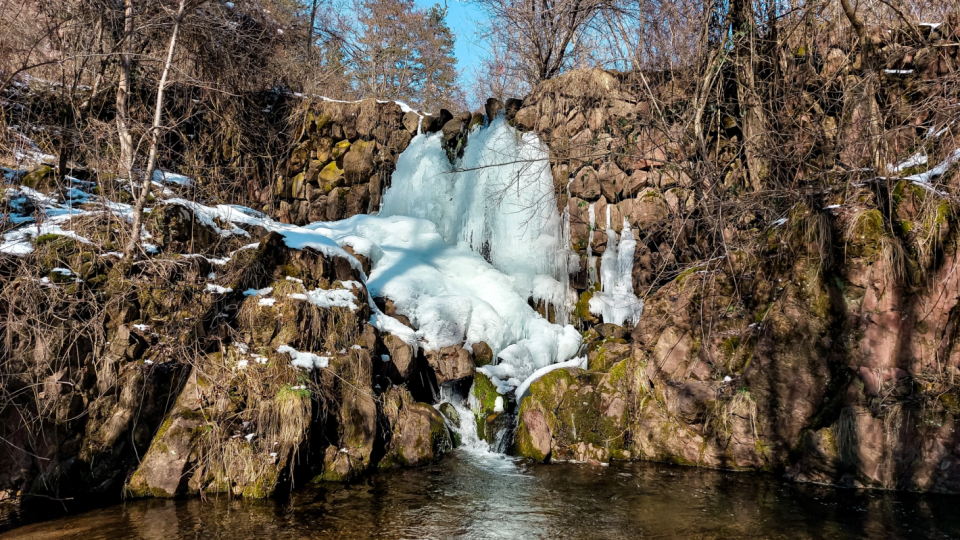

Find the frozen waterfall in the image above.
[{"left": 311, "top": 116, "right": 582, "bottom": 399}]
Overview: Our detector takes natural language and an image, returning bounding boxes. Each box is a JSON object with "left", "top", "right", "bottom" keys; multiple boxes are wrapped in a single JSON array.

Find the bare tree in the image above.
[
  {"left": 474, "top": 0, "right": 614, "bottom": 86},
  {"left": 122, "top": 0, "right": 191, "bottom": 258}
]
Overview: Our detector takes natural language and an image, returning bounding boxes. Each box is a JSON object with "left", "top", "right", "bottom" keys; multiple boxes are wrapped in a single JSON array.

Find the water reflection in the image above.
[{"left": 4, "top": 452, "right": 959, "bottom": 539}]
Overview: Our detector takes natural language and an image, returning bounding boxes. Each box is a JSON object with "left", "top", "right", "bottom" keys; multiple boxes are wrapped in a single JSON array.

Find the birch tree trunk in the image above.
[
  {"left": 116, "top": 0, "right": 135, "bottom": 183},
  {"left": 123, "top": 0, "right": 189, "bottom": 258}
]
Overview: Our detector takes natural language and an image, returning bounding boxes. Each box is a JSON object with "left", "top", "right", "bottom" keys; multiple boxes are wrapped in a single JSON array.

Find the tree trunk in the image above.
[
  {"left": 838, "top": 0, "right": 883, "bottom": 173},
  {"left": 731, "top": 0, "right": 769, "bottom": 191},
  {"left": 123, "top": 0, "right": 189, "bottom": 258},
  {"left": 116, "top": 0, "right": 135, "bottom": 182},
  {"left": 307, "top": 0, "right": 319, "bottom": 63}
]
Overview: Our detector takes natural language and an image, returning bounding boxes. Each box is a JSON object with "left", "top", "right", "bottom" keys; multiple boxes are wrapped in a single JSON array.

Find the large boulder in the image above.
[
  {"left": 426, "top": 346, "right": 475, "bottom": 385},
  {"left": 378, "top": 386, "right": 452, "bottom": 468}
]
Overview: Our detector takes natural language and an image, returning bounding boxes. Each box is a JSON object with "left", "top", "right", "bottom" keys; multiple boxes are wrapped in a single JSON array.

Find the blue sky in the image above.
[{"left": 414, "top": 0, "right": 489, "bottom": 77}]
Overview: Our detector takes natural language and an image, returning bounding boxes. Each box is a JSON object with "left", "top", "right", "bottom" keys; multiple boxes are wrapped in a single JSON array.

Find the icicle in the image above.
[
  {"left": 587, "top": 203, "right": 597, "bottom": 284},
  {"left": 588, "top": 210, "right": 643, "bottom": 327}
]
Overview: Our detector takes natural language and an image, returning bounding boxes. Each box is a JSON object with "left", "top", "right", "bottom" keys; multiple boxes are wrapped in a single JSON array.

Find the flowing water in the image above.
[{"left": 3, "top": 449, "right": 959, "bottom": 539}]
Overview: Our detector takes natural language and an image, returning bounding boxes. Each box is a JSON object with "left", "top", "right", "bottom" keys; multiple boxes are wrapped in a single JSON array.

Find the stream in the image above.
[{"left": 3, "top": 448, "right": 958, "bottom": 539}]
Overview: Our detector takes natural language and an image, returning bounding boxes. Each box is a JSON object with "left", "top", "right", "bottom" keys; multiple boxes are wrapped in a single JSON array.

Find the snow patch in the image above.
[{"left": 277, "top": 345, "right": 330, "bottom": 370}]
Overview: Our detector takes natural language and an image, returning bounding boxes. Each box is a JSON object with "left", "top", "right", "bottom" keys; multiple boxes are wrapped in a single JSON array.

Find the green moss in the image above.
[
  {"left": 754, "top": 302, "right": 774, "bottom": 323},
  {"left": 899, "top": 219, "right": 913, "bottom": 235},
  {"left": 154, "top": 416, "right": 175, "bottom": 440},
  {"left": 515, "top": 417, "right": 549, "bottom": 461},
  {"left": 21, "top": 165, "right": 53, "bottom": 190},
  {"left": 35, "top": 233, "right": 61, "bottom": 246},
  {"left": 935, "top": 200, "right": 953, "bottom": 226},
  {"left": 277, "top": 384, "right": 311, "bottom": 400},
  {"left": 472, "top": 372, "right": 499, "bottom": 438},
  {"left": 939, "top": 393, "right": 960, "bottom": 415},
  {"left": 720, "top": 336, "right": 741, "bottom": 359},
  {"left": 574, "top": 288, "right": 595, "bottom": 321}
]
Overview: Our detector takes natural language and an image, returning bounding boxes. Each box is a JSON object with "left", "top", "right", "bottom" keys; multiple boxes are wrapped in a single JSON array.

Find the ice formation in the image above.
[
  {"left": 588, "top": 206, "right": 644, "bottom": 327},
  {"left": 378, "top": 115, "right": 573, "bottom": 323},
  {"left": 314, "top": 214, "right": 582, "bottom": 396},
  {"left": 313, "top": 116, "right": 583, "bottom": 396}
]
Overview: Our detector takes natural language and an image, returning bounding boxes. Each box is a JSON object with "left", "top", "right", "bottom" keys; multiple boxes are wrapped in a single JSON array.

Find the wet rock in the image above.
[
  {"left": 379, "top": 386, "right": 452, "bottom": 468},
  {"left": 471, "top": 342, "right": 494, "bottom": 366},
  {"left": 516, "top": 409, "right": 552, "bottom": 461},
  {"left": 515, "top": 367, "right": 628, "bottom": 464},
  {"left": 425, "top": 346, "right": 474, "bottom": 385},
  {"left": 438, "top": 402, "right": 461, "bottom": 426}
]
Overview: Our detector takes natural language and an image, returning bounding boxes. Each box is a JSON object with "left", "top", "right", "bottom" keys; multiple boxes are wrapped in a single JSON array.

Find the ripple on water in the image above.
[{"left": 3, "top": 457, "right": 960, "bottom": 539}]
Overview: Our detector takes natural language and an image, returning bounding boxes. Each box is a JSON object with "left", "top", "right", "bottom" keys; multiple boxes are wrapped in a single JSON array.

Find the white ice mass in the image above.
[
  {"left": 588, "top": 206, "right": 644, "bottom": 327},
  {"left": 314, "top": 116, "right": 583, "bottom": 396}
]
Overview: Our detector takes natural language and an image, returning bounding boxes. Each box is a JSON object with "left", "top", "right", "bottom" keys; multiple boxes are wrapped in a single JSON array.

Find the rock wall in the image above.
[
  {"left": 268, "top": 98, "right": 481, "bottom": 225},
  {"left": 0, "top": 204, "right": 456, "bottom": 513},
  {"left": 512, "top": 19, "right": 960, "bottom": 491}
]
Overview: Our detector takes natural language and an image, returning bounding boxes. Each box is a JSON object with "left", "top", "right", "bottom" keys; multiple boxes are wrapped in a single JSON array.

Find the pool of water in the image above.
[{"left": 3, "top": 449, "right": 959, "bottom": 539}]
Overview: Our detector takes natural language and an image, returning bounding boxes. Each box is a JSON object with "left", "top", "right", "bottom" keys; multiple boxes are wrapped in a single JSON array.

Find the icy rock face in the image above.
[{"left": 315, "top": 117, "right": 582, "bottom": 397}]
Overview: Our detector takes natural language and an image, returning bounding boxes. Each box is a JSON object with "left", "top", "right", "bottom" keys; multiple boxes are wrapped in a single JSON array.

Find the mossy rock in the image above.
[
  {"left": 331, "top": 140, "right": 352, "bottom": 160},
  {"left": 472, "top": 372, "right": 500, "bottom": 440},
  {"left": 319, "top": 162, "right": 344, "bottom": 192},
  {"left": 21, "top": 165, "right": 55, "bottom": 192},
  {"left": 574, "top": 289, "right": 598, "bottom": 324},
  {"left": 471, "top": 342, "right": 494, "bottom": 366}
]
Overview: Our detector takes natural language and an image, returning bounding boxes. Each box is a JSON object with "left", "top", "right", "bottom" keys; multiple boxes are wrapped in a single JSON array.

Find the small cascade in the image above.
[
  {"left": 312, "top": 115, "right": 590, "bottom": 458},
  {"left": 438, "top": 390, "right": 516, "bottom": 456}
]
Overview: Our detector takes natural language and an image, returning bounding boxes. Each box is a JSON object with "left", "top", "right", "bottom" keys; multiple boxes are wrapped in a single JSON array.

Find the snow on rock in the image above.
[
  {"left": 205, "top": 284, "right": 233, "bottom": 294},
  {"left": 277, "top": 345, "right": 330, "bottom": 370},
  {"left": 1, "top": 217, "right": 94, "bottom": 255},
  {"left": 165, "top": 198, "right": 249, "bottom": 237},
  {"left": 1, "top": 114, "right": 583, "bottom": 401},
  {"left": 287, "top": 287, "right": 359, "bottom": 311},
  {"left": 588, "top": 208, "right": 643, "bottom": 327},
  {"left": 314, "top": 213, "right": 581, "bottom": 396},
  {"left": 905, "top": 148, "right": 960, "bottom": 184},
  {"left": 513, "top": 356, "right": 588, "bottom": 403},
  {"left": 152, "top": 169, "right": 194, "bottom": 186},
  {"left": 889, "top": 151, "right": 928, "bottom": 173},
  {"left": 243, "top": 287, "right": 273, "bottom": 296}
]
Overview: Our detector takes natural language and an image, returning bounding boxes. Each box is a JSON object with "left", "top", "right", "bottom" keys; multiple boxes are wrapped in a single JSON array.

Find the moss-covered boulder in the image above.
[
  {"left": 471, "top": 372, "right": 501, "bottom": 442},
  {"left": 515, "top": 367, "right": 628, "bottom": 464},
  {"left": 20, "top": 164, "right": 55, "bottom": 192}
]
